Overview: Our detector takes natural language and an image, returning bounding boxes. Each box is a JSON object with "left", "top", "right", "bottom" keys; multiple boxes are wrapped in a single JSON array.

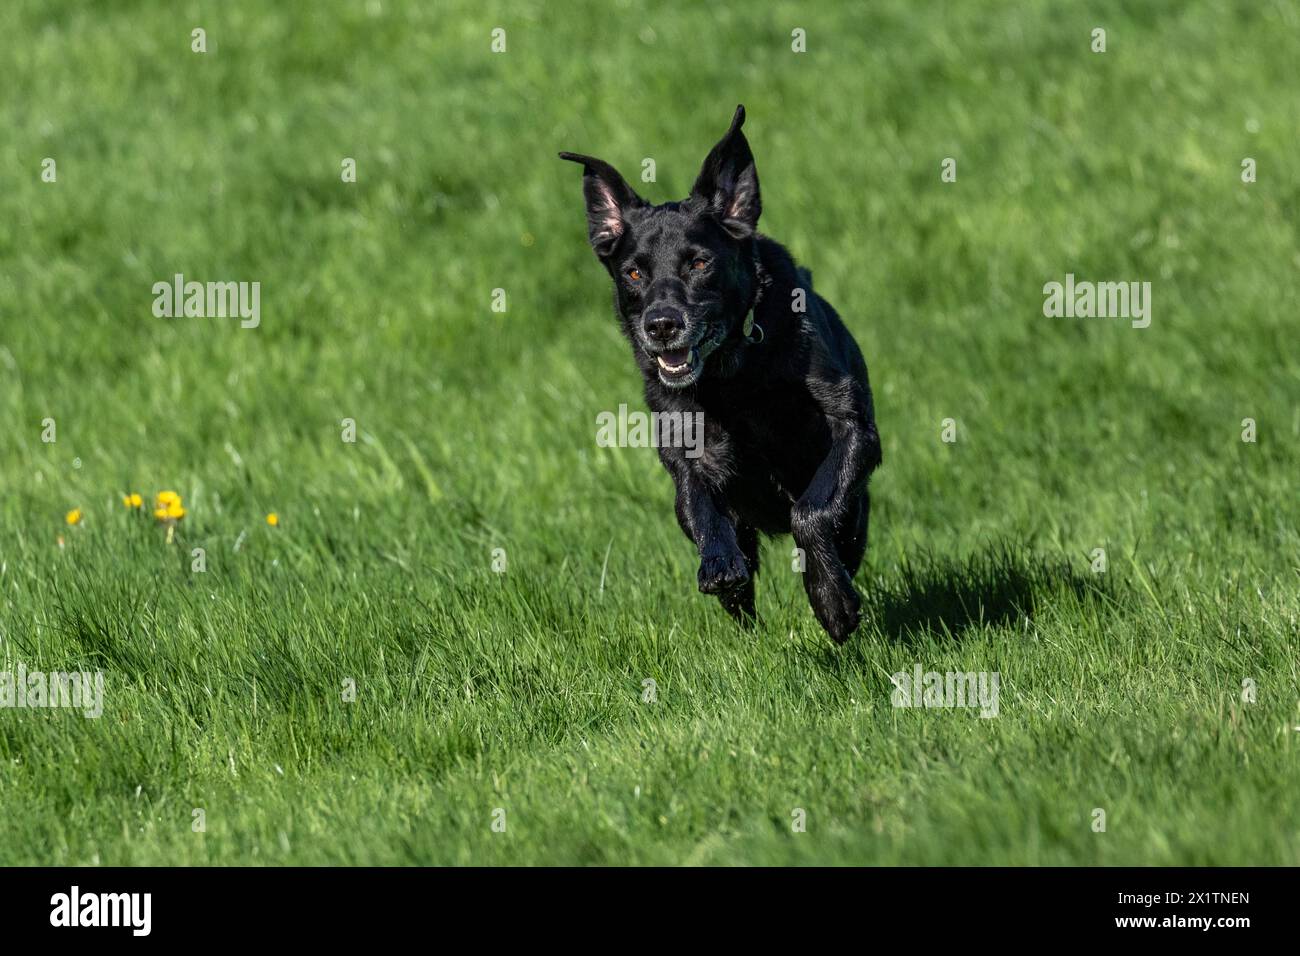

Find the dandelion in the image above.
[
  {"left": 153, "top": 491, "right": 185, "bottom": 519},
  {"left": 153, "top": 491, "right": 186, "bottom": 543},
  {"left": 122, "top": 493, "right": 143, "bottom": 508},
  {"left": 266, "top": 513, "right": 279, "bottom": 527},
  {"left": 65, "top": 508, "right": 83, "bottom": 526}
]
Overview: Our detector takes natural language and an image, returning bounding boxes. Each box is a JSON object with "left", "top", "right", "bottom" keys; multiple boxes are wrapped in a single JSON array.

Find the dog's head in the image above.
[{"left": 560, "top": 105, "right": 762, "bottom": 389}]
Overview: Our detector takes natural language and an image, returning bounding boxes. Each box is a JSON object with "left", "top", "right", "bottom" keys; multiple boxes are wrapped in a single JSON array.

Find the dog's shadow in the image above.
[{"left": 857, "top": 542, "right": 1111, "bottom": 646}]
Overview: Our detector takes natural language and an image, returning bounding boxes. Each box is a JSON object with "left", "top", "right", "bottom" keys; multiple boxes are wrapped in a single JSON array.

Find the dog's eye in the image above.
[
  {"left": 626, "top": 268, "right": 642, "bottom": 281},
  {"left": 691, "top": 258, "right": 709, "bottom": 271}
]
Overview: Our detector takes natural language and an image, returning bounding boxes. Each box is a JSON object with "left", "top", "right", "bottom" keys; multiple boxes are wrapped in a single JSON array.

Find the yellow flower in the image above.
[
  {"left": 154, "top": 500, "right": 186, "bottom": 522},
  {"left": 153, "top": 491, "right": 185, "bottom": 522},
  {"left": 65, "top": 508, "right": 83, "bottom": 526},
  {"left": 123, "top": 493, "right": 143, "bottom": 508},
  {"left": 266, "top": 513, "right": 279, "bottom": 527}
]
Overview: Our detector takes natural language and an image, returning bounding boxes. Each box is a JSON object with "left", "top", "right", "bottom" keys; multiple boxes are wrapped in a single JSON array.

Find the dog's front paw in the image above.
[
  {"left": 821, "top": 589, "right": 861, "bottom": 644},
  {"left": 809, "top": 574, "right": 862, "bottom": 644},
  {"left": 698, "top": 550, "right": 750, "bottom": 595}
]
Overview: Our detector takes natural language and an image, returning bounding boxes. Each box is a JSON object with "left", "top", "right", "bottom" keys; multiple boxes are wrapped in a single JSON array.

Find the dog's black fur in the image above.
[{"left": 560, "top": 106, "right": 881, "bottom": 643}]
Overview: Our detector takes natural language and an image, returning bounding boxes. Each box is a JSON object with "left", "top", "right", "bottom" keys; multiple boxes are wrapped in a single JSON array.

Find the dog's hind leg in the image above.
[{"left": 717, "top": 523, "right": 758, "bottom": 627}]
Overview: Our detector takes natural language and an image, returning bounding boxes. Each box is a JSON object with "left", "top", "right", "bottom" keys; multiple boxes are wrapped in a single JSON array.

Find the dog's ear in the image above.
[
  {"left": 558, "top": 152, "right": 645, "bottom": 258},
  {"left": 690, "top": 105, "right": 760, "bottom": 238}
]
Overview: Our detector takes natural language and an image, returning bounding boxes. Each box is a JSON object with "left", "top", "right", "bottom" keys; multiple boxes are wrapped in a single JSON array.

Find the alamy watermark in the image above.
[
  {"left": 596, "top": 403, "right": 704, "bottom": 459},
  {"left": 152, "top": 273, "right": 260, "bottom": 328},
  {"left": 891, "top": 664, "right": 1000, "bottom": 718},
  {"left": 50, "top": 886, "right": 150, "bottom": 936},
  {"left": 1, "top": 665, "right": 104, "bottom": 718},
  {"left": 1043, "top": 273, "right": 1150, "bottom": 328}
]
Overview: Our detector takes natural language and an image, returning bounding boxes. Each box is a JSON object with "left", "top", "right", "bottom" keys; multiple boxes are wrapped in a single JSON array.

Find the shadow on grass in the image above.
[{"left": 863, "top": 541, "right": 1114, "bottom": 645}]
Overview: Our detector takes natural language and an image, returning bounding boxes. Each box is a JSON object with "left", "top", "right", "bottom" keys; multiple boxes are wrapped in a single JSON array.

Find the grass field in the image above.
[{"left": 1, "top": 0, "right": 1298, "bottom": 865}]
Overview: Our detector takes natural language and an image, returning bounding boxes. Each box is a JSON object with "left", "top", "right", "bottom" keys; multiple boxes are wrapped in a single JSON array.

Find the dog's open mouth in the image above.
[
  {"left": 652, "top": 325, "right": 729, "bottom": 388},
  {"left": 655, "top": 347, "right": 697, "bottom": 381},
  {"left": 655, "top": 343, "right": 710, "bottom": 388}
]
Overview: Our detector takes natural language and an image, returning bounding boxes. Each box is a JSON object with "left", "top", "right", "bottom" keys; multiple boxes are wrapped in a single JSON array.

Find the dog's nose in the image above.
[{"left": 644, "top": 308, "right": 685, "bottom": 344}]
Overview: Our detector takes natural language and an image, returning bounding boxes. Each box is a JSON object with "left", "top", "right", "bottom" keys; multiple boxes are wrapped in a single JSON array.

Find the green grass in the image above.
[{"left": 1, "top": 0, "right": 1298, "bottom": 865}]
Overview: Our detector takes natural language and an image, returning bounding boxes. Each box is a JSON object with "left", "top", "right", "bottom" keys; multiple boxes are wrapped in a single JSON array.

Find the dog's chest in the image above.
[{"left": 697, "top": 386, "right": 829, "bottom": 502}]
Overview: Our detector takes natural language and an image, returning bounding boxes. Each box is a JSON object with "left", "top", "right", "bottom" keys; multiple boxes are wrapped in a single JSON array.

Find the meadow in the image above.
[{"left": 0, "top": 0, "right": 1297, "bottom": 865}]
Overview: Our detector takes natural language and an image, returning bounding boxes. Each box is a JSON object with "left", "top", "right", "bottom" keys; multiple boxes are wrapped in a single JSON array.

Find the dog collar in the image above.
[{"left": 742, "top": 244, "right": 767, "bottom": 344}]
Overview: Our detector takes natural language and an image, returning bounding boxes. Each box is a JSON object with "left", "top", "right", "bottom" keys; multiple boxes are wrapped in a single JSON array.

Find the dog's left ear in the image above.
[{"left": 691, "top": 104, "right": 761, "bottom": 238}]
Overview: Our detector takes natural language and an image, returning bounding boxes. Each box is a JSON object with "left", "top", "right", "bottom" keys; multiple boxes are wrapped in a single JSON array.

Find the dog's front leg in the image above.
[
  {"left": 662, "top": 458, "right": 754, "bottom": 622},
  {"left": 791, "top": 417, "right": 880, "bottom": 642}
]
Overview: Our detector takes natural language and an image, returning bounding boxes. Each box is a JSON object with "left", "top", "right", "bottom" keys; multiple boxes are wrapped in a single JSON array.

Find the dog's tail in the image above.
[{"left": 796, "top": 266, "right": 815, "bottom": 290}]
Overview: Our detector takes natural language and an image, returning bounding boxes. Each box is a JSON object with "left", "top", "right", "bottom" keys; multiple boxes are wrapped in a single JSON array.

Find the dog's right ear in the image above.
[{"left": 558, "top": 152, "right": 644, "bottom": 258}]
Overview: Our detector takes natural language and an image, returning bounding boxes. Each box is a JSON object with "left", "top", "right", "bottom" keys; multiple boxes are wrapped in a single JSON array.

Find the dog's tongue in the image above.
[{"left": 660, "top": 348, "right": 691, "bottom": 366}]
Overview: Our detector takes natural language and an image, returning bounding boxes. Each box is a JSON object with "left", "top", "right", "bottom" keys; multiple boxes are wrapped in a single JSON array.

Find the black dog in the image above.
[{"left": 560, "top": 105, "right": 881, "bottom": 643}]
